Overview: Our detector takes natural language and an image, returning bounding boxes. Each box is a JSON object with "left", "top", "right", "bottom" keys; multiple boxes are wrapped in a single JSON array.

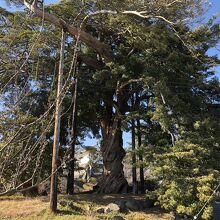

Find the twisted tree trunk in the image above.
[
  {"left": 98, "top": 83, "right": 129, "bottom": 193},
  {"left": 99, "top": 117, "right": 128, "bottom": 193}
]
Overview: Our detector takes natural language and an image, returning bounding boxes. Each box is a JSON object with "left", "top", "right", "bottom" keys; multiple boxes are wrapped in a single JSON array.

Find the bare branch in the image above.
[
  {"left": 86, "top": 9, "right": 176, "bottom": 25},
  {"left": 122, "top": 11, "right": 175, "bottom": 25},
  {"left": 166, "top": 0, "right": 183, "bottom": 7}
]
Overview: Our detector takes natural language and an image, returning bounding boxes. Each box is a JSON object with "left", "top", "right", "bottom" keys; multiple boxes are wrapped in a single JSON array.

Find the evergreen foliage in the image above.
[{"left": 0, "top": 0, "right": 219, "bottom": 218}]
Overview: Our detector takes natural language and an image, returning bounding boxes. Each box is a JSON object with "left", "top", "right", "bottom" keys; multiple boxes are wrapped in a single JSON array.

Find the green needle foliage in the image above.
[{"left": 0, "top": 0, "right": 219, "bottom": 217}]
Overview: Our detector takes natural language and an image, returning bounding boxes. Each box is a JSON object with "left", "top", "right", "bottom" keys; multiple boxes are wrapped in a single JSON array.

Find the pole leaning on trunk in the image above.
[{"left": 50, "top": 29, "right": 65, "bottom": 213}]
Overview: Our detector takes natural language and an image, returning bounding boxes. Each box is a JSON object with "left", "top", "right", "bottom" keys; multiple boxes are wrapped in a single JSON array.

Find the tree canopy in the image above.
[{"left": 0, "top": 0, "right": 219, "bottom": 218}]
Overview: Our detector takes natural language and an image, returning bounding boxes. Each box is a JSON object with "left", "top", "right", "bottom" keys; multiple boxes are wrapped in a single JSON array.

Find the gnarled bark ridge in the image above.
[{"left": 99, "top": 116, "right": 128, "bottom": 194}]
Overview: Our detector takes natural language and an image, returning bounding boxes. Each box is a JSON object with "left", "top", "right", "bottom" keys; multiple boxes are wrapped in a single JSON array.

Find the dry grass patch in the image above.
[
  {"left": 0, "top": 194, "right": 170, "bottom": 220},
  {"left": 125, "top": 211, "right": 170, "bottom": 220},
  {"left": 0, "top": 197, "right": 48, "bottom": 219}
]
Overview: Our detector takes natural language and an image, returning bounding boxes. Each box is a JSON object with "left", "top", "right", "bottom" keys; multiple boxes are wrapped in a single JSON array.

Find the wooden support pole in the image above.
[{"left": 50, "top": 29, "right": 65, "bottom": 212}]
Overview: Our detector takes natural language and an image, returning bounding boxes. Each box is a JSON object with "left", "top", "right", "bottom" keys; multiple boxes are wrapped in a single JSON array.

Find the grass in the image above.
[
  {"left": 0, "top": 194, "right": 170, "bottom": 220},
  {"left": 0, "top": 197, "right": 47, "bottom": 219}
]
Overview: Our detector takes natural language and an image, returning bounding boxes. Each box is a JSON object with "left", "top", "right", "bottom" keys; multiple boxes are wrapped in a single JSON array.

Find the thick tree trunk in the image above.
[
  {"left": 66, "top": 78, "right": 78, "bottom": 195},
  {"left": 98, "top": 82, "right": 130, "bottom": 194},
  {"left": 98, "top": 118, "right": 128, "bottom": 193}
]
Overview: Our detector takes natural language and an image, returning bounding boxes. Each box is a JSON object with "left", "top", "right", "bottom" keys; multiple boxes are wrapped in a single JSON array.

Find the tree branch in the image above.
[
  {"left": 120, "top": 78, "right": 145, "bottom": 89},
  {"left": 77, "top": 54, "right": 104, "bottom": 70},
  {"left": 22, "top": 1, "right": 195, "bottom": 66},
  {"left": 86, "top": 10, "right": 176, "bottom": 25},
  {"left": 23, "top": 0, "right": 113, "bottom": 62}
]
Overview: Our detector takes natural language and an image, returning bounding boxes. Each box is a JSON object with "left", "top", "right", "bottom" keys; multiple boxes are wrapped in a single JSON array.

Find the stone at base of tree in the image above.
[
  {"left": 38, "top": 182, "right": 50, "bottom": 196},
  {"left": 125, "top": 200, "right": 141, "bottom": 211},
  {"left": 59, "top": 201, "right": 83, "bottom": 212},
  {"left": 21, "top": 186, "right": 39, "bottom": 197},
  {"left": 21, "top": 182, "right": 49, "bottom": 197},
  {"left": 102, "top": 199, "right": 153, "bottom": 214},
  {"left": 105, "top": 203, "right": 121, "bottom": 213},
  {"left": 111, "top": 216, "right": 124, "bottom": 220},
  {"left": 68, "top": 202, "right": 83, "bottom": 212},
  {"left": 96, "top": 208, "right": 105, "bottom": 214},
  {"left": 59, "top": 200, "right": 69, "bottom": 207},
  {"left": 114, "top": 200, "right": 127, "bottom": 213}
]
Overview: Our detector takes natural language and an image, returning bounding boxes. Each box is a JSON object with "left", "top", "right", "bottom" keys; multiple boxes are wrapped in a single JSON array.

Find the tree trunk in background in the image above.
[
  {"left": 66, "top": 78, "right": 78, "bottom": 195},
  {"left": 131, "top": 93, "right": 138, "bottom": 194},
  {"left": 131, "top": 119, "right": 138, "bottom": 194},
  {"left": 137, "top": 119, "right": 145, "bottom": 194}
]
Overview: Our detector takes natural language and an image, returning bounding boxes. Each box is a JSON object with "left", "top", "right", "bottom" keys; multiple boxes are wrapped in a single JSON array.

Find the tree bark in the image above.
[
  {"left": 98, "top": 83, "right": 129, "bottom": 194},
  {"left": 50, "top": 29, "right": 65, "bottom": 212},
  {"left": 99, "top": 117, "right": 128, "bottom": 193},
  {"left": 131, "top": 119, "right": 138, "bottom": 194},
  {"left": 0, "top": 185, "right": 37, "bottom": 197},
  {"left": 137, "top": 119, "right": 145, "bottom": 194},
  {"left": 66, "top": 78, "right": 78, "bottom": 195}
]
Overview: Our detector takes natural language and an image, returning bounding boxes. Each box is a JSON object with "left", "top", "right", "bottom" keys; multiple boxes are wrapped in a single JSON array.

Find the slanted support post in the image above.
[{"left": 50, "top": 28, "right": 65, "bottom": 213}]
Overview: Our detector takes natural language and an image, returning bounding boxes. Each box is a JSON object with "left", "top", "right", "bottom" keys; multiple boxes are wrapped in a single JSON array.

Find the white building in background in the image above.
[{"left": 74, "top": 146, "right": 103, "bottom": 181}]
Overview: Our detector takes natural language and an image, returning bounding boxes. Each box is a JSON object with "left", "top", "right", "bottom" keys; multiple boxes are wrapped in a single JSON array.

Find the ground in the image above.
[{"left": 0, "top": 194, "right": 170, "bottom": 220}]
